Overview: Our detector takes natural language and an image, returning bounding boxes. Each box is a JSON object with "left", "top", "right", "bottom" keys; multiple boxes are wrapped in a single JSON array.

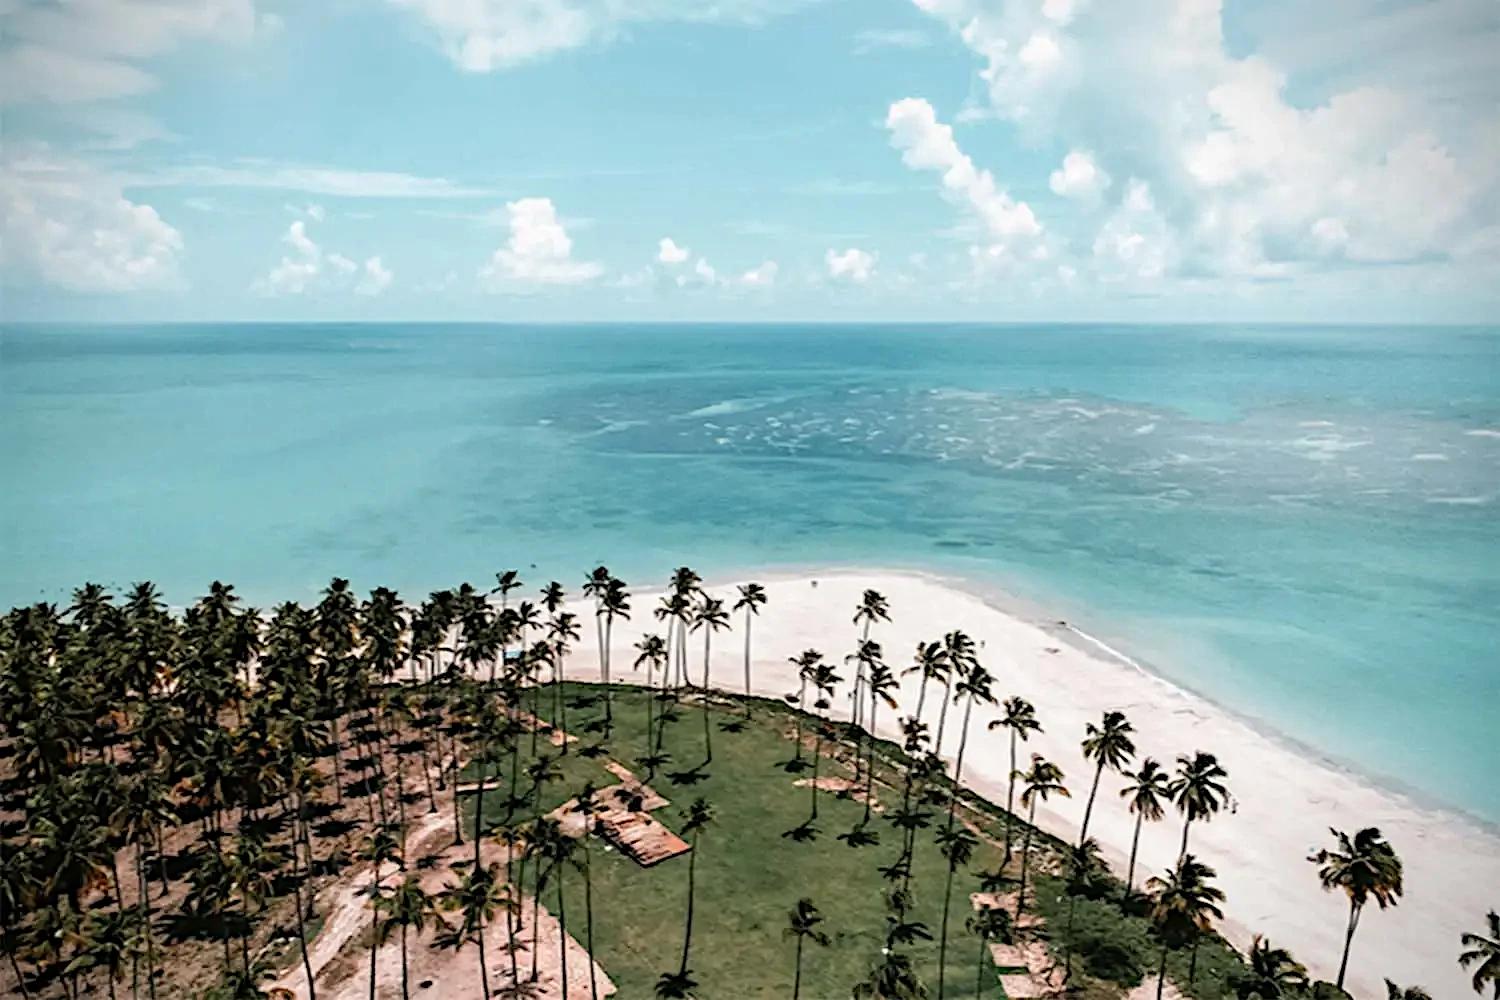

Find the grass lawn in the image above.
[{"left": 466, "top": 682, "right": 1015, "bottom": 998}]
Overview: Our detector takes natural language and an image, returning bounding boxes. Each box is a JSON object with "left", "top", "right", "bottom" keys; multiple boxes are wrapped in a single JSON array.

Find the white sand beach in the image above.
[{"left": 552, "top": 569, "right": 1498, "bottom": 1000}]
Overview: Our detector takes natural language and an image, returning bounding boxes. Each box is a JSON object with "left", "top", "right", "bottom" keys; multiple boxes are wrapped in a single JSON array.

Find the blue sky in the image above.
[{"left": 2, "top": 0, "right": 1497, "bottom": 322}]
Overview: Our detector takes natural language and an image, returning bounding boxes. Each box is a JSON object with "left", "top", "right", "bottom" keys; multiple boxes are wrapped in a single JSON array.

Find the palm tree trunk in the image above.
[
  {"left": 934, "top": 680, "right": 951, "bottom": 760},
  {"left": 1188, "top": 934, "right": 1201, "bottom": 988},
  {"left": 861, "top": 695, "right": 879, "bottom": 826},
  {"left": 1003, "top": 733, "right": 1017, "bottom": 866},
  {"left": 368, "top": 908, "right": 378, "bottom": 1000},
  {"left": 793, "top": 933, "right": 804, "bottom": 1000},
  {"left": 584, "top": 851, "right": 599, "bottom": 1000},
  {"left": 975, "top": 929, "right": 987, "bottom": 999},
  {"left": 400, "top": 922, "right": 409, "bottom": 1000},
  {"left": 1178, "top": 817, "right": 1192, "bottom": 860},
  {"left": 603, "top": 616, "right": 614, "bottom": 733},
  {"left": 135, "top": 841, "right": 157, "bottom": 1000},
  {"left": 700, "top": 632, "right": 713, "bottom": 763},
  {"left": 1017, "top": 801, "right": 1037, "bottom": 919},
  {"left": 1079, "top": 761, "right": 1104, "bottom": 847},
  {"left": 679, "top": 833, "right": 698, "bottom": 976},
  {"left": 939, "top": 858, "right": 956, "bottom": 1000},
  {"left": 1125, "top": 812, "right": 1143, "bottom": 898},
  {"left": 946, "top": 697, "right": 973, "bottom": 833},
  {"left": 556, "top": 870, "right": 569, "bottom": 1000},
  {"left": 743, "top": 612, "right": 753, "bottom": 700},
  {"left": 288, "top": 836, "right": 316, "bottom": 1000},
  {"left": 1156, "top": 942, "right": 1169, "bottom": 1000},
  {"left": 476, "top": 921, "right": 491, "bottom": 1000},
  {"left": 1336, "top": 900, "right": 1362, "bottom": 990}
]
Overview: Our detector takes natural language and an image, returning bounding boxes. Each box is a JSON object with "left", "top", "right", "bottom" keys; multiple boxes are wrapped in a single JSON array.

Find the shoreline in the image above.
[
  {"left": 735, "top": 560, "right": 1500, "bottom": 838},
  {"left": 552, "top": 567, "right": 1498, "bottom": 1000}
]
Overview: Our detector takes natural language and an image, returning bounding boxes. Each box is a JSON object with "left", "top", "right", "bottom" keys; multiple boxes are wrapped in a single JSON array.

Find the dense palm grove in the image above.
[{"left": 1, "top": 569, "right": 1495, "bottom": 1000}]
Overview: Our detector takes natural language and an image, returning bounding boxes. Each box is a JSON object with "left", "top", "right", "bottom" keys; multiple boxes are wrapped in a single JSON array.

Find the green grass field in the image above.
[{"left": 462, "top": 682, "right": 1250, "bottom": 1000}]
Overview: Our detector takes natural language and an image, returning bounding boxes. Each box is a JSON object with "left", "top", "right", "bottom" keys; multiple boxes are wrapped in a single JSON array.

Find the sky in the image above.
[{"left": 1, "top": 0, "right": 1498, "bottom": 323}]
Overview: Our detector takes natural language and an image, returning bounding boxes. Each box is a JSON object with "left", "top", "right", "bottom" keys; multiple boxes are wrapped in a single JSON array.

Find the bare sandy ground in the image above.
[
  {"left": 271, "top": 770, "right": 613, "bottom": 1000},
  {"left": 551, "top": 569, "right": 1498, "bottom": 1000}
]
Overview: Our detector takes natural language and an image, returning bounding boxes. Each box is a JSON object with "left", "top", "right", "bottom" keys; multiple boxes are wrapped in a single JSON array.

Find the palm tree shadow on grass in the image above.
[
  {"left": 716, "top": 717, "right": 748, "bottom": 733},
  {"left": 781, "top": 820, "right": 820, "bottom": 843},
  {"left": 837, "top": 824, "right": 880, "bottom": 848},
  {"left": 778, "top": 756, "right": 814, "bottom": 775},
  {"left": 666, "top": 765, "right": 711, "bottom": 787}
]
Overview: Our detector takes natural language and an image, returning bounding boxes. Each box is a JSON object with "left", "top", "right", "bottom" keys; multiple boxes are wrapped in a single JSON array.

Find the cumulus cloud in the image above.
[
  {"left": 389, "top": 0, "right": 819, "bottom": 71},
  {"left": 1092, "top": 180, "right": 1175, "bottom": 282},
  {"left": 255, "top": 218, "right": 392, "bottom": 296},
  {"left": 736, "top": 260, "right": 779, "bottom": 287},
  {"left": 481, "top": 197, "right": 602, "bottom": 287},
  {"left": 1048, "top": 150, "right": 1109, "bottom": 201},
  {"left": 357, "top": 256, "right": 394, "bottom": 296},
  {"left": 885, "top": 97, "right": 1042, "bottom": 242},
  {"left": 0, "top": 150, "right": 184, "bottom": 293},
  {"left": 826, "top": 247, "right": 877, "bottom": 283},
  {"left": 910, "top": 0, "right": 1500, "bottom": 284},
  {"left": 657, "top": 237, "right": 690, "bottom": 264}
]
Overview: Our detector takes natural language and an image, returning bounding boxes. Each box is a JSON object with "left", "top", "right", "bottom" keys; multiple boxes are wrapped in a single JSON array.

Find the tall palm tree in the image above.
[
  {"left": 634, "top": 634, "right": 669, "bottom": 778},
  {"left": 934, "top": 825, "right": 979, "bottom": 1000},
  {"left": 1015, "top": 754, "right": 1068, "bottom": 919},
  {"left": 1310, "top": 827, "right": 1404, "bottom": 992},
  {"left": 598, "top": 578, "right": 631, "bottom": 734},
  {"left": 1119, "top": 758, "right": 1170, "bottom": 897},
  {"left": 986, "top": 697, "right": 1042, "bottom": 865},
  {"left": 945, "top": 664, "right": 995, "bottom": 832},
  {"left": 691, "top": 596, "right": 730, "bottom": 762},
  {"left": 660, "top": 797, "right": 714, "bottom": 999},
  {"left": 804, "top": 659, "right": 843, "bottom": 826},
  {"left": 1235, "top": 936, "right": 1308, "bottom": 999},
  {"left": 1384, "top": 981, "right": 1433, "bottom": 1000},
  {"left": 934, "top": 631, "right": 976, "bottom": 758},
  {"left": 860, "top": 659, "right": 900, "bottom": 825},
  {"left": 851, "top": 590, "right": 890, "bottom": 728},
  {"left": 440, "top": 861, "right": 508, "bottom": 1000},
  {"left": 1168, "top": 751, "right": 1230, "bottom": 859},
  {"left": 377, "top": 876, "right": 441, "bottom": 1000},
  {"left": 784, "top": 898, "right": 831, "bottom": 1000},
  {"left": 904, "top": 641, "right": 950, "bottom": 750},
  {"left": 534, "top": 818, "right": 577, "bottom": 1000},
  {"left": 786, "top": 650, "right": 823, "bottom": 768},
  {"left": 1078, "top": 710, "right": 1135, "bottom": 846},
  {"left": 734, "top": 583, "right": 768, "bottom": 702},
  {"left": 1460, "top": 910, "right": 1500, "bottom": 998},
  {"left": 1147, "top": 854, "right": 1225, "bottom": 1000}
]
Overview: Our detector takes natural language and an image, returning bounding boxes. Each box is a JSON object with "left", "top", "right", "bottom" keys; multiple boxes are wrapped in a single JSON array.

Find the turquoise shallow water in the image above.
[{"left": 3, "top": 323, "right": 1497, "bottom": 820}]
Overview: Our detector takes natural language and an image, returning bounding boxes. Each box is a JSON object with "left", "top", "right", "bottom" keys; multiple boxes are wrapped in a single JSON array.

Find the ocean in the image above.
[{"left": 2, "top": 322, "right": 1496, "bottom": 821}]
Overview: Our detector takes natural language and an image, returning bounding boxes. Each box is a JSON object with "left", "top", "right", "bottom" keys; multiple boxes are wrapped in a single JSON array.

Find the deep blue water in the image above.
[{"left": 2, "top": 323, "right": 1497, "bottom": 819}]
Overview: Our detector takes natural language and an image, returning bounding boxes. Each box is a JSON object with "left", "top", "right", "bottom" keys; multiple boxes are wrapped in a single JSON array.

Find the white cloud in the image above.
[
  {"left": 0, "top": 0, "right": 274, "bottom": 105},
  {"left": 1092, "top": 179, "right": 1175, "bottom": 282},
  {"left": 357, "top": 256, "right": 394, "bottom": 296},
  {"left": 826, "top": 247, "right": 877, "bottom": 283},
  {"left": 853, "top": 28, "right": 932, "bottom": 54},
  {"left": 0, "top": 149, "right": 184, "bottom": 293},
  {"left": 737, "top": 260, "right": 779, "bottom": 287},
  {"left": 885, "top": 97, "right": 1042, "bottom": 242},
  {"left": 657, "top": 237, "right": 690, "bottom": 264},
  {"left": 909, "top": 0, "right": 1500, "bottom": 279},
  {"left": 256, "top": 218, "right": 391, "bottom": 296},
  {"left": 128, "top": 161, "right": 494, "bottom": 199},
  {"left": 1048, "top": 150, "right": 1109, "bottom": 201},
  {"left": 481, "top": 197, "right": 602, "bottom": 287},
  {"left": 389, "top": 0, "right": 820, "bottom": 72},
  {"left": 691, "top": 258, "right": 718, "bottom": 285}
]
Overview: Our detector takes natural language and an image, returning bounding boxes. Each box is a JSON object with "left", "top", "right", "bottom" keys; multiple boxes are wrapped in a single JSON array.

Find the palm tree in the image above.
[
  {"left": 1310, "top": 827, "right": 1404, "bottom": 992},
  {"left": 945, "top": 663, "right": 994, "bottom": 832},
  {"left": 784, "top": 898, "right": 831, "bottom": 1000},
  {"left": 934, "top": 825, "right": 979, "bottom": 999},
  {"left": 1078, "top": 709, "right": 1135, "bottom": 846},
  {"left": 1460, "top": 910, "right": 1500, "bottom": 998},
  {"left": 904, "top": 641, "right": 950, "bottom": 745},
  {"left": 1147, "top": 854, "right": 1225, "bottom": 999},
  {"left": 986, "top": 696, "right": 1042, "bottom": 866},
  {"left": 1384, "top": 981, "right": 1433, "bottom": 1000},
  {"left": 1168, "top": 751, "right": 1230, "bottom": 859},
  {"left": 691, "top": 596, "right": 730, "bottom": 762},
  {"left": 664, "top": 797, "right": 714, "bottom": 997},
  {"left": 66, "top": 909, "right": 140, "bottom": 1000},
  {"left": 860, "top": 659, "right": 900, "bottom": 826},
  {"left": 634, "top": 634, "right": 670, "bottom": 777},
  {"left": 377, "top": 876, "right": 441, "bottom": 1000},
  {"left": 851, "top": 589, "right": 890, "bottom": 728},
  {"left": 933, "top": 631, "right": 975, "bottom": 757},
  {"left": 804, "top": 659, "right": 843, "bottom": 826},
  {"left": 1235, "top": 935, "right": 1308, "bottom": 999},
  {"left": 534, "top": 818, "right": 578, "bottom": 1000},
  {"left": 1120, "top": 757, "right": 1170, "bottom": 897},
  {"left": 440, "top": 861, "right": 508, "bottom": 1000},
  {"left": 734, "top": 583, "right": 768, "bottom": 702},
  {"left": 598, "top": 578, "right": 631, "bottom": 734},
  {"left": 966, "top": 905, "right": 1011, "bottom": 999},
  {"left": 1015, "top": 754, "right": 1068, "bottom": 919}
]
